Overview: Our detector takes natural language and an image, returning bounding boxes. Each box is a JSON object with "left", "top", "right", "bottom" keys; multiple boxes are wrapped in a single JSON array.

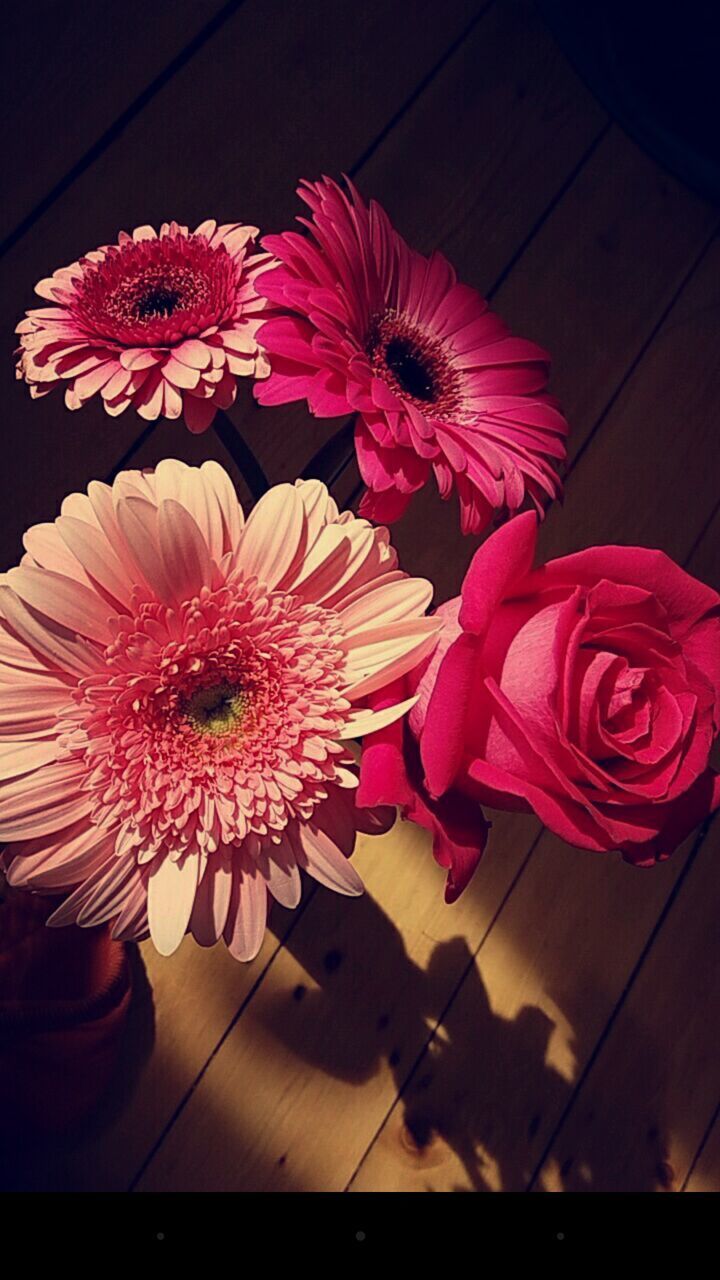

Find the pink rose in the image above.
[{"left": 358, "top": 513, "right": 720, "bottom": 901}]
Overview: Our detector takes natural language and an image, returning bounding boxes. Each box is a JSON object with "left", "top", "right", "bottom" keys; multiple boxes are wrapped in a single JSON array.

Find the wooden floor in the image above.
[{"left": 3, "top": 0, "right": 720, "bottom": 1192}]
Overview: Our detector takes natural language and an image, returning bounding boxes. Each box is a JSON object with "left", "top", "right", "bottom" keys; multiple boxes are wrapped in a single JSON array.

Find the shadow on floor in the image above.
[
  {"left": 259, "top": 891, "right": 671, "bottom": 1191},
  {"left": 2, "top": 889, "right": 674, "bottom": 1192}
]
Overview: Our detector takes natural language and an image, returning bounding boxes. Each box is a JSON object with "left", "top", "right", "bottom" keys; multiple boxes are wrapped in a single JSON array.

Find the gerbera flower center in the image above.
[
  {"left": 367, "top": 310, "right": 460, "bottom": 415},
  {"left": 105, "top": 266, "right": 212, "bottom": 329},
  {"left": 133, "top": 284, "right": 182, "bottom": 321},
  {"left": 72, "top": 235, "right": 239, "bottom": 346},
  {"left": 384, "top": 336, "right": 436, "bottom": 401},
  {"left": 181, "top": 679, "right": 247, "bottom": 737},
  {"left": 68, "top": 579, "right": 351, "bottom": 858}
]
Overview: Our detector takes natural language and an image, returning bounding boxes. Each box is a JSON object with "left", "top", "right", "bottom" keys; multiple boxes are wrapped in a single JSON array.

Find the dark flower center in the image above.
[
  {"left": 366, "top": 309, "right": 460, "bottom": 416},
  {"left": 383, "top": 337, "right": 436, "bottom": 401},
  {"left": 181, "top": 680, "right": 247, "bottom": 737},
  {"left": 133, "top": 285, "right": 181, "bottom": 320}
]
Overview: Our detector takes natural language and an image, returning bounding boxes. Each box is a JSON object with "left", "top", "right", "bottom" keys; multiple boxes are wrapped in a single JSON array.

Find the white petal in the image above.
[
  {"left": 338, "top": 693, "right": 420, "bottom": 739},
  {"left": 148, "top": 851, "right": 201, "bottom": 956},
  {"left": 56, "top": 515, "right": 135, "bottom": 608},
  {"left": 0, "top": 679, "right": 69, "bottom": 731},
  {"left": 0, "top": 737, "right": 58, "bottom": 779},
  {"left": 0, "top": 586, "right": 99, "bottom": 676},
  {"left": 257, "top": 839, "right": 302, "bottom": 909},
  {"left": 343, "top": 617, "right": 442, "bottom": 700},
  {"left": 201, "top": 460, "right": 244, "bottom": 553},
  {"left": 315, "top": 525, "right": 377, "bottom": 606},
  {"left": 338, "top": 576, "right": 433, "bottom": 633},
  {"left": 283, "top": 524, "right": 349, "bottom": 598},
  {"left": 8, "top": 822, "right": 116, "bottom": 890},
  {"left": 23, "top": 522, "right": 91, "bottom": 582},
  {"left": 115, "top": 496, "right": 176, "bottom": 604},
  {"left": 294, "top": 478, "right": 339, "bottom": 545},
  {"left": 76, "top": 856, "right": 141, "bottom": 927},
  {"left": 179, "top": 464, "right": 223, "bottom": 564},
  {"left": 111, "top": 880, "right": 149, "bottom": 941},
  {"left": 237, "top": 484, "right": 305, "bottom": 588}
]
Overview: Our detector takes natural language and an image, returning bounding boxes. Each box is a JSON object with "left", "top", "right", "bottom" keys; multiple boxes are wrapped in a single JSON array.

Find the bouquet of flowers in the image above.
[{"left": 3, "top": 176, "right": 718, "bottom": 971}]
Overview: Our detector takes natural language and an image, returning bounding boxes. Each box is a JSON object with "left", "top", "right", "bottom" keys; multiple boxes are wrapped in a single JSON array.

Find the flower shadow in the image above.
[{"left": 262, "top": 890, "right": 670, "bottom": 1191}]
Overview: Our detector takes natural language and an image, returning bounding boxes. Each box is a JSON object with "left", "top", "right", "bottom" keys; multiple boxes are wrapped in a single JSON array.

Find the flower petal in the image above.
[
  {"left": 238, "top": 483, "right": 305, "bottom": 588},
  {"left": 338, "top": 692, "right": 420, "bottom": 739},
  {"left": 6, "top": 565, "right": 112, "bottom": 646},
  {"left": 157, "top": 499, "right": 214, "bottom": 603},
  {"left": 148, "top": 851, "right": 201, "bottom": 956},
  {"left": 223, "top": 857, "right": 268, "bottom": 961},
  {"left": 293, "top": 821, "right": 364, "bottom": 896},
  {"left": 0, "top": 584, "right": 100, "bottom": 676},
  {"left": 189, "top": 859, "right": 233, "bottom": 946}
]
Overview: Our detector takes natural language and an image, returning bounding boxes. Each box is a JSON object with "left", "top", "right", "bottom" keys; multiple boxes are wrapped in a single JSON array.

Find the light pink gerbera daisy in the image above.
[
  {"left": 0, "top": 464, "right": 441, "bottom": 960},
  {"left": 255, "top": 177, "right": 569, "bottom": 534},
  {"left": 16, "top": 221, "right": 271, "bottom": 434}
]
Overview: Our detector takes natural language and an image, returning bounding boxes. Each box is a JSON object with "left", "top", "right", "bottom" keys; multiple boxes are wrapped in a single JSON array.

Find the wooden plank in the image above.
[
  {"left": 4, "top": 933, "right": 280, "bottom": 1191},
  {"left": 133, "top": 200, "right": 720, "bottom": 1192},
  {"left": 136, "top": 818, "right": 543, "bottom": 1192},
  {"left": 0, "top": 0, "right": 482, "bottom": 573},
  {"left": 350, "top": 859, "right": 695, "bottom": 1192},
  {"left": 685, "top": 1107, "right": 720, "bottom": 1192},
  {"left": 1, "top": 0, "right": 230, "bottom": 244},
  {"left": 95, "top": 0, "right": 608, "bottom": 509},
  {"left": 532, "top": 249, "right": 720, "bottom": 567},
  {"left": 349, "top": 526, "right": 719, "bottom": 1193},
  {"left": 683, "top": 501, "right": 720, "bottom": 595},
  {"left": 530, "top": 817, "right": 720, "bottom": 1193}
]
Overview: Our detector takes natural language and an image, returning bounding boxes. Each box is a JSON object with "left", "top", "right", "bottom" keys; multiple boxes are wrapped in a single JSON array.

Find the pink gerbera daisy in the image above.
[
  {"left": 255, "top": 177, "right": 569, "bottom": 534},
  {"left": 0, "top": 464, "right": 441, "bottom": 960},
  {"left": 16, "top": 221, "right": 271, "bottom": 434}
]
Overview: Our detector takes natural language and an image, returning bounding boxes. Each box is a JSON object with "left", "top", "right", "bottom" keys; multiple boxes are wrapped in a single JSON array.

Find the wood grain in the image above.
[
  {"left": 28, "top": 0, "right": 604, "bottom": 1194},
  {"left": 685, "top": 1105, "right": 720, "bottom": 1191},
  {"left": 531, "top": 504, "right": 720, "bottom": 1195},
  {"left": 5, "top": 0, "right": 600, "bottom": 1192},
  {"left": 72, "top": 0, "right": 608, "bottom": 1194},
  {"left": 0, "top": 0, "right": 230, "bottom": 243},
  {"left": 532, "top": 818, "right": 720, "bottom": 1193},
  {"left": 1, "top": 0, "right": 490, "bottom": 1192}
]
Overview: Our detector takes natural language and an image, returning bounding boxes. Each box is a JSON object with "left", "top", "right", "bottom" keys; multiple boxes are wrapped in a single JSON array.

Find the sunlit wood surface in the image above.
[{"left": 2, "top": 0, "right": 719, "bottom": 1192}]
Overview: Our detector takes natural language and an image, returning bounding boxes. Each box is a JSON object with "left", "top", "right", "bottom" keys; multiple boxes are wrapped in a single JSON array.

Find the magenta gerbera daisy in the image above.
[
  {"left": 255, "top": 177, "right": 569, "bottom": 534},
  {"left": 16, "top": 221, "right": 271, "bottom": 434},
  {"left": 0, "top": 464, "right": 441, "bottom": 960}
]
